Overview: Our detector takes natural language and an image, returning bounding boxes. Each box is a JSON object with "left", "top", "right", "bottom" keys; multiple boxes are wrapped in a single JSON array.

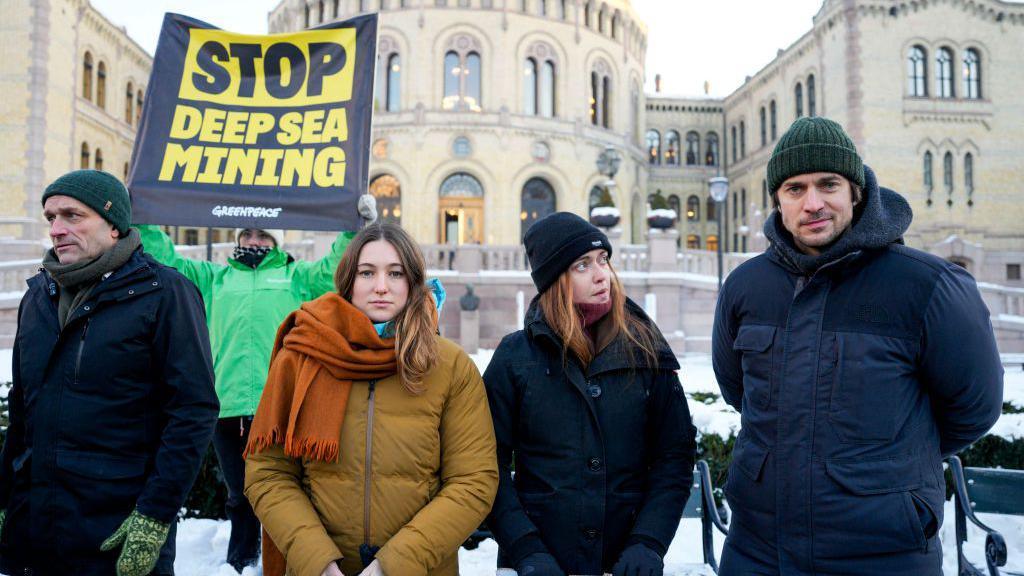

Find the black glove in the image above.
[
  {"left": 515, "top": 552, "right": 565, "bottom": 576},
  {"left": 612, "top": 543, "right": 663, "bottom": 576}
]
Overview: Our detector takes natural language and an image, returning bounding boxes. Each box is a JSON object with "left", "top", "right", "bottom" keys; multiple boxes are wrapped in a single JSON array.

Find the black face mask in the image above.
[{"left": 232, "top": 245, "right": 272, "bottom": 269}]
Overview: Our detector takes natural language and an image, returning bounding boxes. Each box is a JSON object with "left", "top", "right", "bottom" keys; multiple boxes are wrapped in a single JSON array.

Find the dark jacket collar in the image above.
[
  {"left": 525, "top": 296, "right": 679, "bottom": 373},
  {"left": 31, "top": 247, "right": 154, "bottom": 298},
  {"left": 763, "top": 165, "right": 912, "bottom": 275}
]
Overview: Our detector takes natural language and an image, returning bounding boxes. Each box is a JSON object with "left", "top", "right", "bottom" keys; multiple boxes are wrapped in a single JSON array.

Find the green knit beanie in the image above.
[
  {"left": 42, "top": 169, "right": 131, "bottom": 234},
  {"left": 767, "top": 117, "right": 864, "bottom": 195}
]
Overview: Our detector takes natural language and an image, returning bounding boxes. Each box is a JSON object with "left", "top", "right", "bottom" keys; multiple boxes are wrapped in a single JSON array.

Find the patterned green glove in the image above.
[{"left": 99, "top": 509, "right": 171, "bottom": 576}]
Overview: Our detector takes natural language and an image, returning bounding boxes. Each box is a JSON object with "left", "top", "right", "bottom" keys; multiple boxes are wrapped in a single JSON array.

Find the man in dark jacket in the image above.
[
  {"left": 0, "top": 170, "right": 219, "bottom": 576},
  {"left": 712, "top": 117, "right": 1003, "bottom": 575}
]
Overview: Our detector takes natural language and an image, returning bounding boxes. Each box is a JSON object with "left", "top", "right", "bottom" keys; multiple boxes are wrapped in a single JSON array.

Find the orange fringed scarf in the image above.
[
  {"left": 245, "top": 292, "right": 398, "bottom": 462},
  {"left": 245, "top": 293, "right": 400, "bottom": 576}
]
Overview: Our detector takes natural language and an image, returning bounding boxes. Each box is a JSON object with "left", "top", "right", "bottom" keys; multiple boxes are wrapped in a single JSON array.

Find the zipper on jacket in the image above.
[
  {"left": 364, "top": 379, "right": 377, "bottom": 546},
  {"left": 74, "top": 318, "right": 91, "bottom": 386}
]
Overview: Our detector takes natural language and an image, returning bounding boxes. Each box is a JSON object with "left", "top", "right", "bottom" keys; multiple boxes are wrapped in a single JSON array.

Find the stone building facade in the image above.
[
  {"left": 0, "top": 0, "right": 152, "bottom": 253},
  {"left": 269, "top": 0, "right": 650, "bottom": 246},
  {"left": 722, "top": 0, "right": 1024, "bottom": 285}
]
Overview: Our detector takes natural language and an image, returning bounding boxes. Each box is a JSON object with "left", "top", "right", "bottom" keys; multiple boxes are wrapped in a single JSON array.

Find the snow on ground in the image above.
[{"left": 172, "top": 498, "right": 1023, "bottom": 575}]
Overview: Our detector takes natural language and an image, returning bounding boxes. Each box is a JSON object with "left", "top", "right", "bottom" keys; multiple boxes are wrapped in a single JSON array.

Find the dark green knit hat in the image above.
[
  {"left": 767, "top": 117, "right": 864, "bottom": 194},
  {"left": 42, "top": 169, "right": 131, "bottom": 234}
]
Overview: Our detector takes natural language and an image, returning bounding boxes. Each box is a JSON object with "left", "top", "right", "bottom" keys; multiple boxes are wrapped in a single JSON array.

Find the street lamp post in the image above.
[{"left": 708, "top": 176, "right": 729, "bottom": 291}]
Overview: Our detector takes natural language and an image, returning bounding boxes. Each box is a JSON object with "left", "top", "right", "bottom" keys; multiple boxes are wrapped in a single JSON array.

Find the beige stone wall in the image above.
[
  {"left": 271, "top": 0, "right": 649, "bottom": 245},
  {"left": 723, "top": 0, "right": 1024, "bottom": 283},
  {"left": 643, "top": 96, "right": 724, "bottom": 248},
  {"left": 0, "top": 0, "right": 152, "bottom": 243}
]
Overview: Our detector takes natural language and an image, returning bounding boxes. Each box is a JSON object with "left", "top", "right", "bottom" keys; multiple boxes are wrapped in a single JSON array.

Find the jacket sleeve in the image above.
[
  {"left": 629, "top": 369, "right": 697, "bottom": 556},
  {"left": 244, "top": 350, "right": 343, "bottom": 576},
  {"left": 482, "top": 336, "right": 550, "bottom": 564},
  {"left": 712, "top": 278, "right": 744, "bottom": 411},
  {"left": 134, "top": 272, "right": 219, "bottom": 524},
  {"left": 376, "top": 349, "right": 498, "bottom": 576},
  {"left": 0, "top": 303, "right": 27, "bottom": 509},
  {"left": 136, "top": 224, "right": 221, "bottom": 295},
  {"left": 919, "top": 265, "right": 1004, "bottom": 457},
  {"left": 291, "top": 231, "right": 355, "bottom": 296}
]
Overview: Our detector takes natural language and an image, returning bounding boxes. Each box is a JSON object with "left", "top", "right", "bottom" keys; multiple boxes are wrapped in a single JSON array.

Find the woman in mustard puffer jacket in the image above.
[{"left": 244, "top": 222, "right": 497, "bottom": 576}]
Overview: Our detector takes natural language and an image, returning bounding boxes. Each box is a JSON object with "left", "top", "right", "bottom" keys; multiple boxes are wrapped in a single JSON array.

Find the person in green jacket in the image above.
[{"left": 137, "top": 213, "right": 366, "bottom": 571}]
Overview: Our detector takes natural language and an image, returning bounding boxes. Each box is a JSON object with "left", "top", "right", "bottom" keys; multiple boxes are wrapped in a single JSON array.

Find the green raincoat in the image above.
[{"left": 137, "top": 225, "right": 353, "bottom": 418}]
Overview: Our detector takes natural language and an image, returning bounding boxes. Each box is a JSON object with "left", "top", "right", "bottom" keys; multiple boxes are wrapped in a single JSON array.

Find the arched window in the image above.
[
  {"left": 598, "top": 6, "right": 606, "bottom": 33},
  {"left": 125, "top": 82, "right": 134, "bottom": 124},
  {"left": 94, "top": 148, "right": 104, "bottom": 171},
  {"left": 334, "top": 0, "right": 340, "bottom": 18},
  {"left": 936, "top": 47, "right": 954, "bottom": 98},
  {"left": 706, "top": 196, "right": 717, "bottom": 221},
  {"left": 370, "top": 174, "right": 402, "bottom": 224},
  {"left": 442, "top": 39, "right": 483, "bottom": 112},
  {"left": 521, "top": 178, "right": 557, "bottom": 236},
  {"left": 611, "top": 14, "right": 619, "bottom": 39},
  {"left": 523, "top": 45, "right": 557, "bottom": 117},
  {"left": 759, "top": 106, "right": 767, "bottom": 146},
  {"left": 668, "top": 194, "right": 681, "bottom": 219},
  {"left": 318, "top": 0, "right": 324, "bottom": 22},
  {"left": 686, "top": 235, "right": 700, "bottom": 249},
  {"left": 795, "top": 82, "right": 804, "bottom": 117},
  {"left": 762, "top": 179, "right": 768, "bottom": 209},
  {"left": 770, "top": 100, "right": 777, "bottom": 141},
  {"left": 601, "top": 75, "right": 611, "bottom": 129},
  {"left": 686, "top": 195, "right": 700, "bottom": 221},
  {"left": 538, "top": 0, "right": 547, "bottom": 16},
  {"left": 964, "top": 153, "right": 974, "bottom": 205},
  {"left": 590, "top": 72, "right": 599, "bottom": 125},
  {"left": 523, "top": 58, "right": 538, "bottom": 115},
  {"left": 684, "top": 131, "right": 699, "bottom": 166},
  {"left": 136, "top": 90, "right": 144, "bottom": 125},
  {"left": 923, "top": 151, "right": 933, "bottom": 193},
  {"left": 807, "top": 74, "right": 816, "bottom": 116},
  {"left": 730, "top": 125, "right": 737, "bottom": 163},
  {"left": 96, "top": 62, "right": 107, "bottom": 109},
  {"left": 440, "top": 172, "right": 484, "bottom": 197},
  {"left": 705, "top": 132, "right": 719, "bottom": 166},
  {"left": 908, "top": 45, "right": 927, "bottom": 97},
  {"left": 559, "top": 0, "right": 567, "bottom": 20},
  {"left": 943, "top": 151, "right": 954, "bottom": 206},
  {"left": 584, "top": 1, "right": 591, "bottom": 27},
  {"left": 663, "top": 130, "right": 680, "bottom": 165},
  {"left": 385, "top": 54, "right": 401, "bottom": 111},
  {"left": 706, "top": 235, "right": 718, "bottom": 252},
  {"left": 83, "top": 52, "right": 93, "bottom": 101},
  {"left": 80, "top": 142, "right": 90, "bottom": 169},
  {"left": 123, "top": 162, "right": 129, "bottom": 180},
  {"left": 963, "top": 48, "right": 981, "bottom": 99},
  {"left": 304, "top": 3, "right": 310, "bottom": 27},
  {"left": 739, "top": 121, "right": 746, "bottom": 158},
  {"left": 645, "top": 129, "right": 660, "bottom": 165},
  {"left": 631, "top": 82, "right": 640, "bottom": 145}
]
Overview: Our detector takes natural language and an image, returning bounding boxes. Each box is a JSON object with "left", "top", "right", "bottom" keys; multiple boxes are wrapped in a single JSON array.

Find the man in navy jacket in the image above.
[
  {"left": 0, "top": 170, "right": 218, "bottom": 576},
  {"left": 712, "top": 117, "right": 1003, "bottom": 575}
]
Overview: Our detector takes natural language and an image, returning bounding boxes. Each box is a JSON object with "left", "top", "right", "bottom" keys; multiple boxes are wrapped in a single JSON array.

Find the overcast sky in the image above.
[{"left": 91, "top": 0, "right": 825, "bottom": 97}]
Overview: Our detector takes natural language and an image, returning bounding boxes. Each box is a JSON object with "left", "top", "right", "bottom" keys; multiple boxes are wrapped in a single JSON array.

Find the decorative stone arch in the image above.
[
  {"left": 927, "top": 235, "right": 984, "bottom": 275},
  {"left": 433, "top": 24, "right": 492, "bottom": 109},
  {"left": 377, "top": 32, "right": 408, "bottom": 111},
  {"left": 424, "top": 157, "right": 496, "bottom": 244},
  {"left": 516, "top": 32, "right": 567, "bottom": 117},
  {"left": 510, "top": 161, "right": 571, "bottom": 215}
]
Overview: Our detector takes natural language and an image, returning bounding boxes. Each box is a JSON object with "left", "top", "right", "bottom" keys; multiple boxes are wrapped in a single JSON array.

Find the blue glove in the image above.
[
  {"left": 612, "top": 543, "right": 663, "bottom": 576},
  {"left": 516, "top": 552, "right": 565, "bottom": 576}
]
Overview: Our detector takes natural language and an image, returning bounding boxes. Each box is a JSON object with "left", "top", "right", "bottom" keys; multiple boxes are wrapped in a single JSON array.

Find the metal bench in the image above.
[
  {"left": 948, "top": 455, "right": 1024, "bottom": 576},
  {"left": 681, "top": 459, "right": 730, "bottom": 573}
]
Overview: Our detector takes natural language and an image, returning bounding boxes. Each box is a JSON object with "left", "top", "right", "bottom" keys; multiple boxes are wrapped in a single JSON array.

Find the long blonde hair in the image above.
[
  {"left": 334, "top": 223, "right": 438, "bottom": 394},
  {"left": 538, "top": 261, "right": 659, "bottom": 369}
]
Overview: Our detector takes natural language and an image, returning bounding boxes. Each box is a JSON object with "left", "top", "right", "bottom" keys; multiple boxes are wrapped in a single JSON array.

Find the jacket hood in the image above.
[
  {"left": 764, "top": 165, "right": 912, "bottom": 275},
  {"left": 525, "top": 295, "right": 679, "bottom": 371}
]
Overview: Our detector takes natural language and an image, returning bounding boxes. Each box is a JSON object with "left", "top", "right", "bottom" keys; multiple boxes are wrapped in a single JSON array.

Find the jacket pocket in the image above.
[
  {"left": 828, "top": 332, "right": 919, "bottom": 443},
  {"left": 814, "top": 455, "right": 925, "bottom": 558},
  {"left": 732, "top": 325, "right": 776, "bottom": 409},
  {"left": 724, "top": 435, "right": 772, "bottom": 515}
]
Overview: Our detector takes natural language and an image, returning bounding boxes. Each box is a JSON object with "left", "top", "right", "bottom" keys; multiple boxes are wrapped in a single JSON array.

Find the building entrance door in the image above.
[{"left": 439, "top": 197, "right": 483, "bottom": 245}]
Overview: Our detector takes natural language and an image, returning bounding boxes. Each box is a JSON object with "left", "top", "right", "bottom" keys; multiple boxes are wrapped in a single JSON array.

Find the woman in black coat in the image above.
[{"left": 483, "top": 212, "right": 697, "bottom": 576}]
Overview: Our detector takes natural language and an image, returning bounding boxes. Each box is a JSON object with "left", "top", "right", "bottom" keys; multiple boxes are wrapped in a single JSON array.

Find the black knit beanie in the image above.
[
  {"left": 42, "top": 169, "right": 131, "bottom": 234},
  {"left": 767, "top": 117, "right": 865, "bottom": 194},
  {"left": 524, "top": 212, "right": 613, "bottom": 294}
]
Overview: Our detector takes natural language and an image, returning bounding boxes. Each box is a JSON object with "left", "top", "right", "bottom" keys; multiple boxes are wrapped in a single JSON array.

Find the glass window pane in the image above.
[
  {"left": 387, "top": 54, "right": 401, "bottom": 112},
  {"left": 540, "top": 61, "right": 555, "bottom": 117},
  {"left": 465, "top": 52, "right": 482, "bottom": 111},
  {"left": 523, "top": 58, "right": 537, "bottom": 115},
  {"left": 443, "top": 51, "right": 460, "bottom": 109}
]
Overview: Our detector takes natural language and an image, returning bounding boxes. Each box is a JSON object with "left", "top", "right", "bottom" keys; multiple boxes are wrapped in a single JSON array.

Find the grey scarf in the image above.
[
  {"left": 763, "top": 166, "right": 913, "bottom": 275},
  {"left": 42, "top": 228, "right": 141, "bottom": 328}
]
